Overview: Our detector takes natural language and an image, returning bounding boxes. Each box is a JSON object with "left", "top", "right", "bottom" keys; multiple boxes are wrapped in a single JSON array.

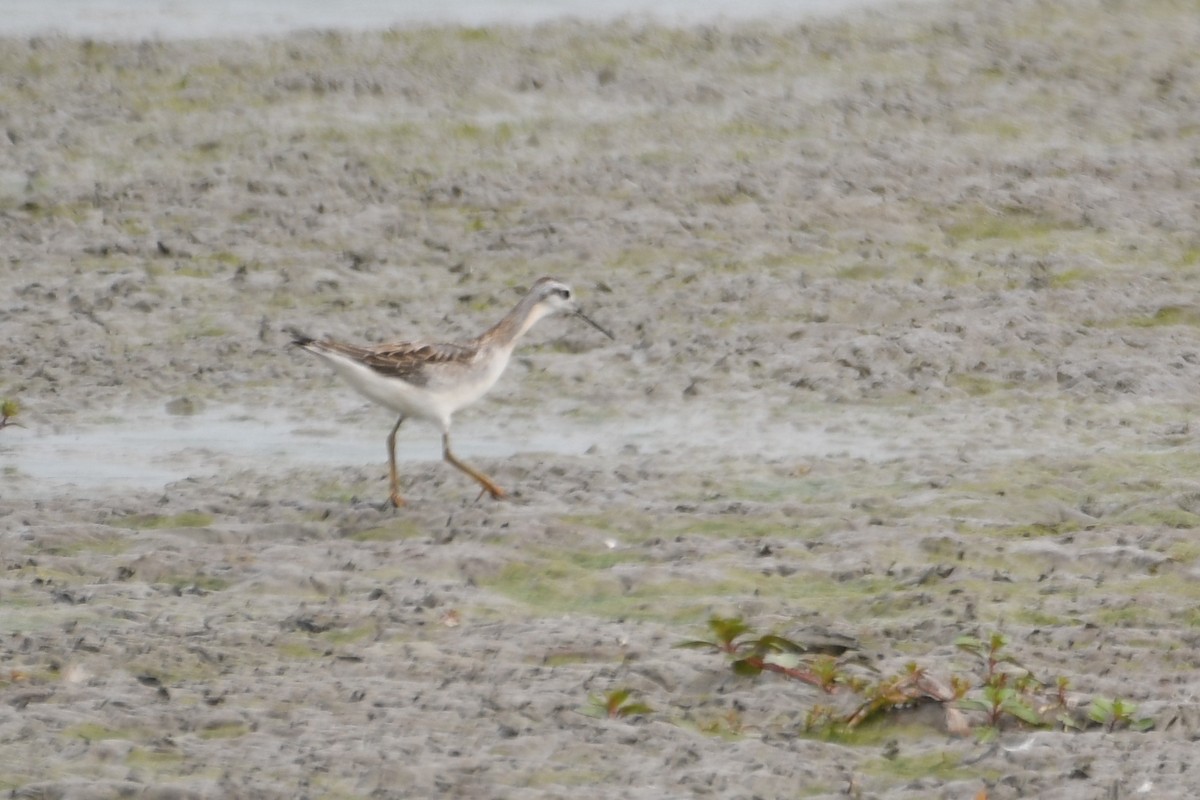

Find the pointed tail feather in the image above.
[{"left": 285, "top": 326, "right": 316, "bottom": 348}]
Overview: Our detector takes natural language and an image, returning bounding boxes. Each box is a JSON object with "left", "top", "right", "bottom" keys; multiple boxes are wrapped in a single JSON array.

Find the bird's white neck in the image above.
[{"left": 478, "top": 290, "right": 554, "bottom": 348}]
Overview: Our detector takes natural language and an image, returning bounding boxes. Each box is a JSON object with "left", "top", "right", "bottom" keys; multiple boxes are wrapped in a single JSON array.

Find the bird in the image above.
[{"left": 289, "top": 276, "right": 613, "bottom": 507}]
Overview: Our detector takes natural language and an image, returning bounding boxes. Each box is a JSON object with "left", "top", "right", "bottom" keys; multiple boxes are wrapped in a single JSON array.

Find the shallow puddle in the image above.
[
  {"left": 0, "top": 400, "right": 924, "bottom": 499},
  {"left": 2, "top": 405, "right": 569, "bottom": 498}
]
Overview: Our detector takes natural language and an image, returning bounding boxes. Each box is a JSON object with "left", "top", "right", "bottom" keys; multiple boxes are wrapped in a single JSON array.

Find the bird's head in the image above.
[{"left": 528, "top": 277, "right": 614, "bottom": 339}]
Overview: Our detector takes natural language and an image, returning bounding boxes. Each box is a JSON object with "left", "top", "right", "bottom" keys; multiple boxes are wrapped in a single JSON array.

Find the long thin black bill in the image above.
[{"left": 576, "top": 309, "right": 614, "bottom": 340}]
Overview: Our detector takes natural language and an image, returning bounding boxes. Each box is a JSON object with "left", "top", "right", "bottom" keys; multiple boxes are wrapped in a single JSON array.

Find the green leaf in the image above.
[
  {"left": 955, "top": 698, "right": 993, "bottom": 714},
  {"left": 753, "top": 634, "right": 806, "bottom": 654},
  {"left": 581, "top": 688, "right": 653, "bottom": 720},
  {"left": 605, "top": 688, "right": 632, "bottom": 715},
  {"left": 1013, "top": 672, "right": 1042, "bottom": 692},
  {"left": 579, "top": 697, "right": 608, "bottom": 719},
  {"left": 1000, "top": 697, "right": 1045, "bottom": 726},
  {"left": 982, "top": 684, "right": 1011, "bottom": 705},
  {"left": 731, "top": 658, "right": 763, "bottom": 677},
  {"left": 1088, "top": 698, "right": 1114, "bottom": 725},
  {"left": 709, "top": 617, "right": 752, "bottom": 648},
  {"left": 1056, "top": 711, "right": 1083, "bottom": 731},
  {"left": 674, "top": 639, "right": 720, "bottom": 650},
  {"left": 1111, "top": 699, "right": 1136, "bottom": 720}
]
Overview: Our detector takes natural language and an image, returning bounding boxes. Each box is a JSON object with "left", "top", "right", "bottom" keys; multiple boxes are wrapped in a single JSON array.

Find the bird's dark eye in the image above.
[{"left": 556, "top": 288, "right": 571, "bottom": 299}]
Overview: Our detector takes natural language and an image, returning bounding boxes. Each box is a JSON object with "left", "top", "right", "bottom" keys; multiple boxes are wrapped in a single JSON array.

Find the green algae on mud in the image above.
[
  {"left": 482, "top": 551, "right": 903, "bottom": 623},
  {"left": 109, "top": 511, "right": 215, "bottom": 530}
]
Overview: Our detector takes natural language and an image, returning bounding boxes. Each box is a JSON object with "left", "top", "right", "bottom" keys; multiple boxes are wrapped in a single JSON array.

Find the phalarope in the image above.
[{"left": 290, "top": 276, "right": 613, "bottom": 507}]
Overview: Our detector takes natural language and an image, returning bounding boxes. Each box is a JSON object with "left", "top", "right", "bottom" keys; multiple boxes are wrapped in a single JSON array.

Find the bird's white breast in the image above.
[{"left": 312, "top": 344, "right": 513, "bottom": 430}]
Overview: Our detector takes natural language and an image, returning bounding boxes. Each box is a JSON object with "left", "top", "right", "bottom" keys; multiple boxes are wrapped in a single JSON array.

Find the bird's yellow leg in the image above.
[
  {"left": 442, "top": 433, "right": 506, "bottom": 500},
  {"left": 386, "top": 416, "right": 406, "bottom": 507}
]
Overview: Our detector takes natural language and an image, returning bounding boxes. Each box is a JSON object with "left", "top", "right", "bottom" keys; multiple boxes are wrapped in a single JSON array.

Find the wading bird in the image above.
[{"left": 290, "top": 277, "right": 612, "bottom": 506}]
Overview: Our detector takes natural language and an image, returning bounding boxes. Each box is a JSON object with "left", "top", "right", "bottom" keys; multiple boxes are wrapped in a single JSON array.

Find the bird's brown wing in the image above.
[{"left": 315, "top": 339, "right": 476, "bottom": 387}]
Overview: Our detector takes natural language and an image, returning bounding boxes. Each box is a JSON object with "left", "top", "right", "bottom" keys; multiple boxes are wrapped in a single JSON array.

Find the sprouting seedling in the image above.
[
  {"left": 804, "top": 703, "right": 839, "bottom": 732},
  {"left": 950, "top": 633, "right": 1055, "bottom": 739},
  {"left": 1052, "top": 676, "right": 1085, "bottom": 731},
  {"left": 680, "top": 622, "right": 1151, "bottom": 741},
  {"left": 676, "top": 616, "right": 840, "bottom": 690},
  {"left": 675, "top": 616, "right": 755, "bottom": 655},
  {"left": 1053, "top": 676, "right": 1071, "bottom": 708},
  {"left": 0, "top": 399, "right": 20, "bottom": 430},
  {"left": 1088, "top": 697, "right": 1154, "bottom": 733},
  {"left": 582, "top": 688, "right": 653, "bottom": 720},
  {"left": 844, "top": 662, "right": 958, "bottom": 730},
  {"left": 696, "top": 707, "right": 746, "bottom": 738},
  {"left": 808, "top": 654, "right": 846, "bottom": 693},
  {"left": 955, "top": 633, "right": 1025, "bottom": 684},
  {"left": 956, "top": 678, "right": 1045, "bottom": 740},
  {"left": 958, "top": 634, "right": 1041, "bottom": 693}
]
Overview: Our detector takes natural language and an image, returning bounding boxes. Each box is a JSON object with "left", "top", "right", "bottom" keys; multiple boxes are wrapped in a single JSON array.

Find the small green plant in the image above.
[
  {"left": 952, "top": 633, "right": 1047, "bottom": 739},
  {"left": 582, "top": 688, "right": 653, "bottom": 720},
  {"left": 675, "top": 616, "right": 758, "bottom": 655},
  {"left": 955, "top": 677, "right": 1044, "bottom": 740},
  {"left": 694, "top": 708, "right": 746, "bottom": 738},
  {"left": 675, "top": 616, "right": 834, "bottom": 689},
  {"left": 0, "top": 398, "right": 20, "bottom": 430},
  {"left": 1087, "top": 697, "right": 1154, "bottom": 732},
  {"left": 679, "top": 618, "right": 1155, "bottom": 741},
  {"left": 844, "top": 662, "right": 958, "bottom": 730},
  {"left": 804, "top": 703, "right": 841, "bottom": 732},
  {"left": 954, "top": 633, "right": 1023, "bottom": 684}
]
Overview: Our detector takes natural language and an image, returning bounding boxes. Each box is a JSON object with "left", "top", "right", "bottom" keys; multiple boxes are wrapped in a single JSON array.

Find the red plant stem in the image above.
[{"left": 744, "top": 657, "right": 838, "bottom": 692}]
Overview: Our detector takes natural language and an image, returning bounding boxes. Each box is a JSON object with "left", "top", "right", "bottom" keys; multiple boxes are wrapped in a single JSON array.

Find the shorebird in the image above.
[{"left": 290, "top": 277, "right": 613, "bottom": 507}]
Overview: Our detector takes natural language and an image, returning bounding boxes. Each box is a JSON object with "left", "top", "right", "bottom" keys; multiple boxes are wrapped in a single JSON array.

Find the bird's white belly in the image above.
[{"left": 314, "top": 347, "right": 510, "bottom": 430}]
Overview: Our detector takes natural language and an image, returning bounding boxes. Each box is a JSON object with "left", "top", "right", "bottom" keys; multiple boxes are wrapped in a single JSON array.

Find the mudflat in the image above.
[{"left": 3, "top": 0, "right": 1200, "bottom": 797}]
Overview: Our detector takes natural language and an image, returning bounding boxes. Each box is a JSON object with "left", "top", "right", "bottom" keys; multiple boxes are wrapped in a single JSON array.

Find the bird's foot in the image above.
[{"left": 474, "top": 485, "right": 507, "bottom": 503}]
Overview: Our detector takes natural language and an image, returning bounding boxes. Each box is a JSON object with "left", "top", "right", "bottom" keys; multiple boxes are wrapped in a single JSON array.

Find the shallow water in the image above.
[
  {"left": 3, "top": 405, "right": 540, "bottom": 496},
  {"left": 1, "top": 400, "right": 918, "bottom": 497},
  {"left": 1, "top": 0, "right": 923, "bottom": 39}
]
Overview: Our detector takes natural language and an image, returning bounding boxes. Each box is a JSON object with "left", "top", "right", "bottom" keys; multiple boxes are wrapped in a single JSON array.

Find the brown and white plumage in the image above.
[{"left": 290, "top": 277, "right": 612, "bottom": 506}]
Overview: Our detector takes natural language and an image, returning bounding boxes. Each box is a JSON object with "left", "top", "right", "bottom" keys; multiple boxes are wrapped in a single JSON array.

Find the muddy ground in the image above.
[{"left": 3, "top": 0, "right": 1200, "bottom": 797}]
